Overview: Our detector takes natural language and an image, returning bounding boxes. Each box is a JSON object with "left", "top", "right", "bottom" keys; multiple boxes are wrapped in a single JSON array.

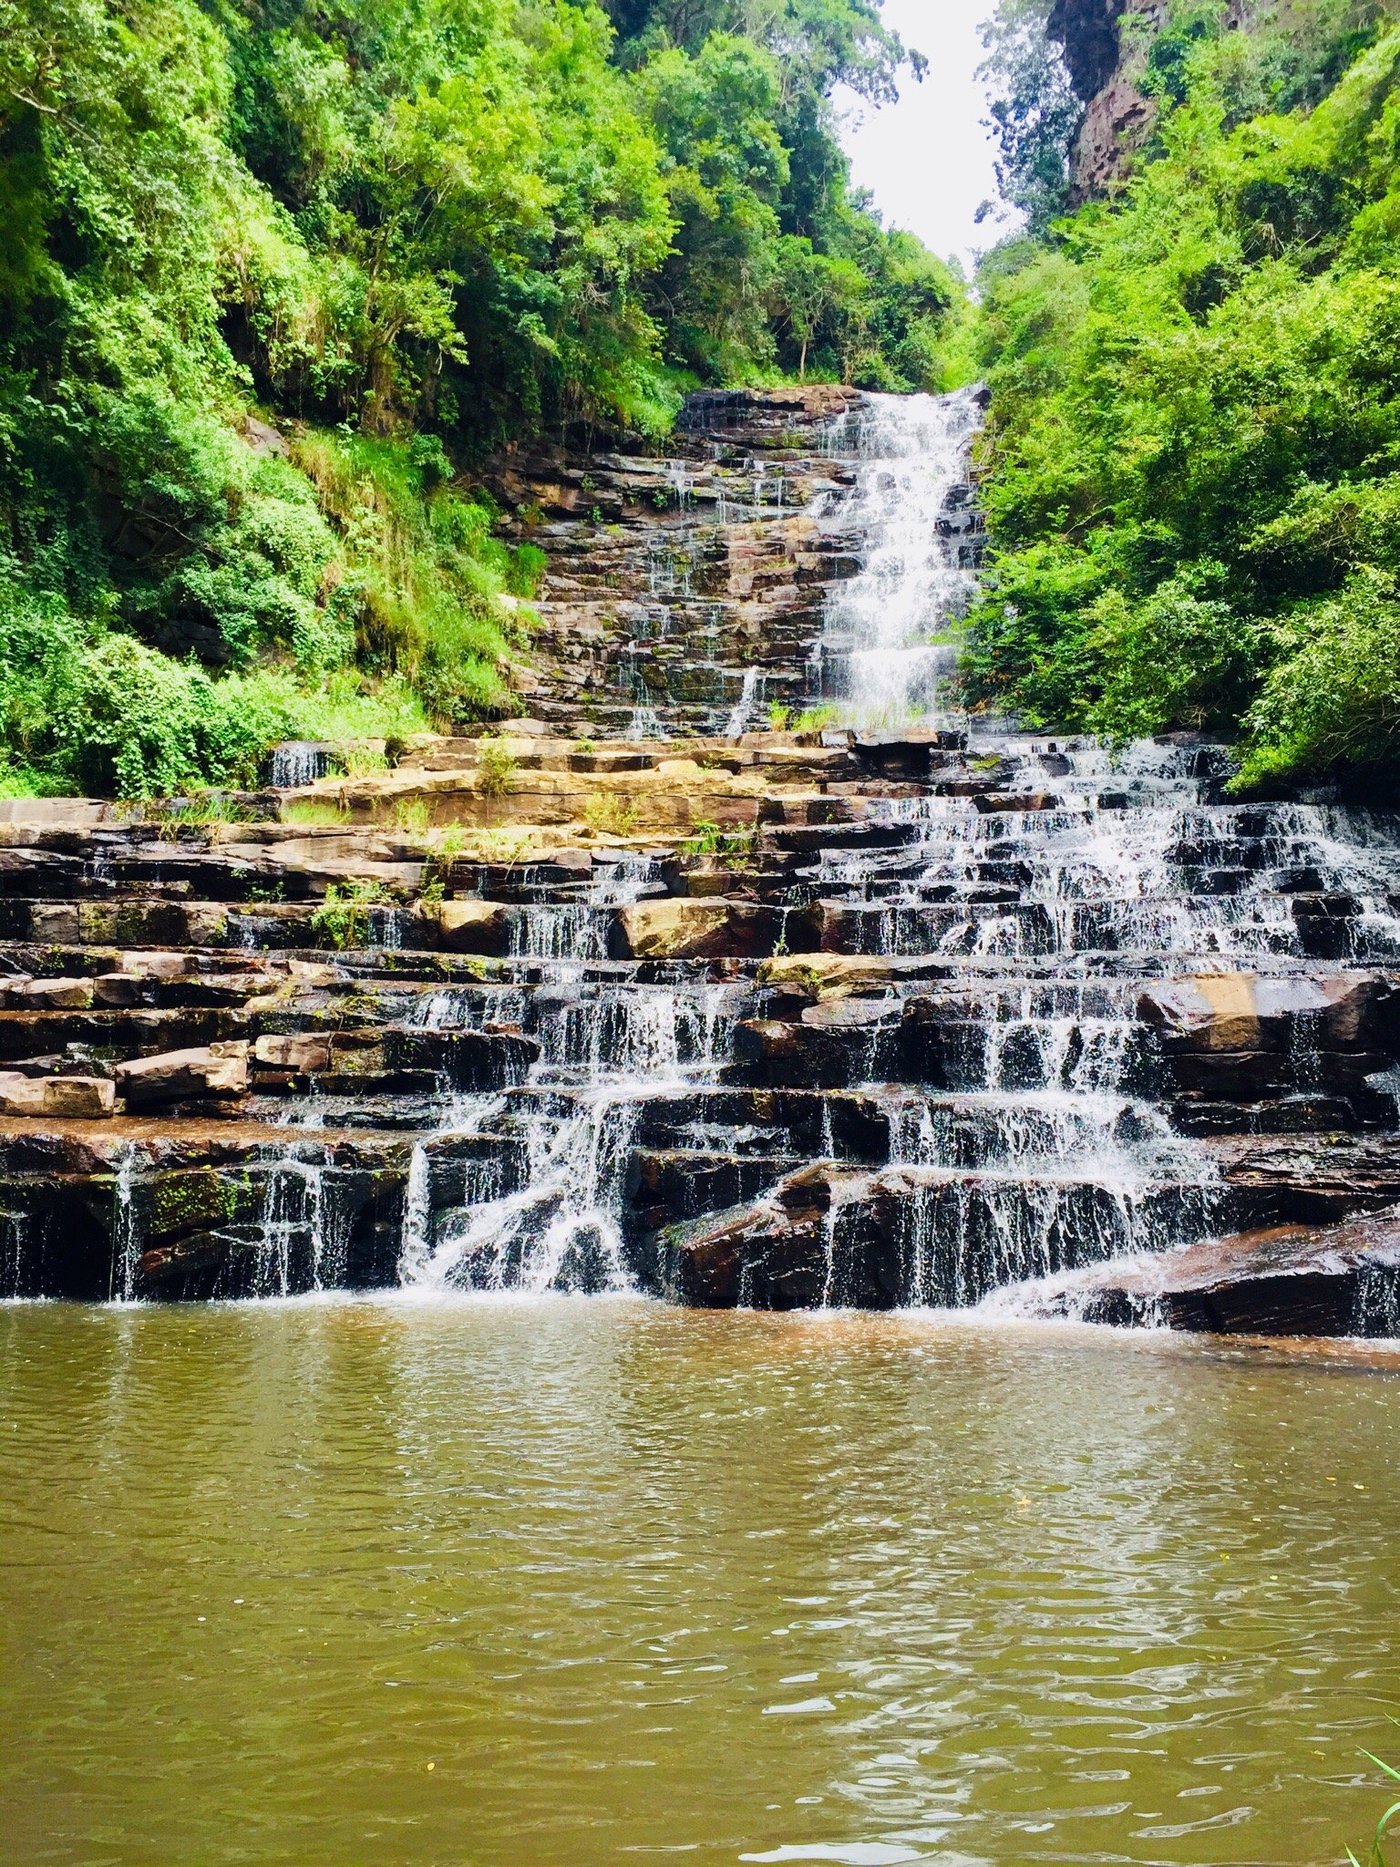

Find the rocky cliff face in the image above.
[
  {"left": 485, "top": 385, "right": 860, "bottom": 739},
  {"left": 1049, "top": 0, "right": 1164, "bottom": 200}
]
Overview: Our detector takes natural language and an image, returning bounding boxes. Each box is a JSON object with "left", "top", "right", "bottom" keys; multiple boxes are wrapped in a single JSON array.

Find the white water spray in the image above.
[{"left": 820, "top": 387, "right": 984, "bottom": 727}]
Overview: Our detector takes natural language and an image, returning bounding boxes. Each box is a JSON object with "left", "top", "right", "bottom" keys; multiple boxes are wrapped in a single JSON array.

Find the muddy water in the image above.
[{"left": 2, "top": 1300, "right": 1397, "bottom": 1867}]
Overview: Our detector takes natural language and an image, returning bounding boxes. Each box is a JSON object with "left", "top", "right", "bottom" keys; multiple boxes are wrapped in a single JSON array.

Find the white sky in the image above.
[{"left": 836, "top": 0, "right": 1018, "bottom": 272}]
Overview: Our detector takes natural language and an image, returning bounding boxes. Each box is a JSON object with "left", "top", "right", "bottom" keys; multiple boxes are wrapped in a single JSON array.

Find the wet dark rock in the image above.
[
  {"left": 386, "top": 1028, "right": 539, "bottom": 1090},
  {"left": 656, "top": 1165, "right": 855, "bottom": 1309},
  {"left": 1008, "top": 1206, "right": 1400, "bottom": 1337},
  {"left": 731, "top": 1015, "right": 898, "bottom": 1090},
  {"left": 1208, "top": 1131, "right": 1400, "bottom": 1227},
  {"left": 972, "top": 791, "right": 1061, "bottom": 814}
]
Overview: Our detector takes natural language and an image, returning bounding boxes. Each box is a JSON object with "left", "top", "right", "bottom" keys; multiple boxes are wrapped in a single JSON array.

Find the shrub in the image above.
[
  {"left": 679, "top": 819, "right": 756, "bottom": 864},
  {"left": 310, "top": 878, "right": 392, "bottom": 949},
  {"left": 793, "top": 705, "right": 839, "bottom": 733},
  {"left": 583, "top": 792, "right": 639, "bottom": 835},
  {"left": 476, "top": 741, "right": 519, "bottom": 798}
]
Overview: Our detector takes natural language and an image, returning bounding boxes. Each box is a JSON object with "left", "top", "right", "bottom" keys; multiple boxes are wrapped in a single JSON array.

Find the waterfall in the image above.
[
  {"left": 819, "top": 387, "right": 984, "bottom": 728},
  {"left": 267, "top": 741, "right": 329, "bottom": 788},
  {"left": 24, "top": 383, "right": 1398, "bottom": 1324},
  {"left": 725, "top": 668, "right": 763, "bottom": 737},
  {"left": 398, "top": 850, "right": 739, "bottom": 1296},
  {"left": 108, "top": 1145, "right": 141, "bottom": 1303}
]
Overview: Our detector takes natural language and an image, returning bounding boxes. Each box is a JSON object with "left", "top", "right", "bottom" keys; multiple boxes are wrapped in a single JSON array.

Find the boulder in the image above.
[
  {"left": 972, "top": 791, "right": 1060, "bottom": 813},
  {"left": 657, "top": 1162, "right": 905, "bottom": 1310},
  {"left": 8, "top": 976, "right": 94, "bottom": 1009},
  {"left": 660, "top": 1165, "right": 843, "bottom": 1309},
  {"left": 116, "top": 1042, "right": 249, "bottom": 1108},
  {"left": 1140, "top": 972, "right": 1400, "bottom": 1053},
  {"left": 0, "top": 1071, "right": 116, "bottom": 1117},
  {"left": 615, "top": 898, "right": 816, "bottom": 961},
  {"left": 616, "top": 899, "right": 730, "bottom": 959},
  {"left": 253, "top": 1034, "right": 333, "bottom": 1074},
  {"left": 93, "top": 952, "right": 206, "bottom": 1004},
  {"left": 1207, "top": 1131, "right": 1400, "bottom": 1226},
  {"left": 94, "top": 974, "right": 149, "bottom": 1008},
  {"left": 433, "top": 900, "right": 510, "bottom": 955},
  {"left": 732, "top": 1017, "right": 895, "bottom": 1089},
  {"left": 114, "top": 951, "right": 191, "bottom": 982},
  {"left": 758, "top": 952, "right": 903, "bottom": 1003},
  {"left": 386, "top": 1027, "right": 539, "bottom": 1090}
]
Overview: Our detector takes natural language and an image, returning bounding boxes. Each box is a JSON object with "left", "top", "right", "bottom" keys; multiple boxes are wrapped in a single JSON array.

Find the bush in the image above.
[
  {"left": 966, "top": 20, "right": 1400, "bottom": 784},
  {"left": 476, "top": 741, "right": 520, "bottom": 798},
  {"left": 310, "top": 878, "right": 393, "bottom": 949},
  {"left": 1237, "top": 570, "right": 1400, "bottom": 786}
]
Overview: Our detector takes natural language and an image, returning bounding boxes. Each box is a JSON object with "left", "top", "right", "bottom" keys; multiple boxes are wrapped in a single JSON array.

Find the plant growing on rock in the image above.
[
  {"left": 394, "top": 798, "right": 432, "bottom": 833},
  {"left": 418, "top": 828, "right": 465, "bottom": 906},
  {"left": 337, "top": 745, "right": 391, "bottom": 779},
  {"left": 153, "top": 791, "right": 259, "bottom": 838},
  {"left": 584, "top": 793, "right": 639, "bottom": 835},
  {"left": 793, "top": 706, "right": 839, "bottom": 733},
  {"left": 680, "top": 820, "right": 756, "bottom": 865},
  {"left": 476, "top": 828, "right": 532, "bottom": 865},
  {"left": 310, "top": 879, "right": 393, "bottom": 950},
  {"left": 476, "top": 743, "right": 519, "bottom": 799},
  {"left": 283, "top": 798, "right": 351, "bottom": 827}
]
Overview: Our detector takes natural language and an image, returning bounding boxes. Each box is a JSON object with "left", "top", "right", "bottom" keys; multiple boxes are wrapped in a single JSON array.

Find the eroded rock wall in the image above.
[{"left": 486, "top": 386, "right": 861, "bottom": 738}]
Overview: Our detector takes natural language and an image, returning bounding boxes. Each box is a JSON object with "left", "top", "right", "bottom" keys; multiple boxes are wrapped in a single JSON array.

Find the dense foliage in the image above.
[
  {"left": 0, "top": 0, "right": 961, "bottom": 795},
  {"left": 966, "top": 0, "right": 1400, "bottom": 788}
]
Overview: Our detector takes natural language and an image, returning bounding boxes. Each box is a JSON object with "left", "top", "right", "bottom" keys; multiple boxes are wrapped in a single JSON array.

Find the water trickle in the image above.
[
  {"left": 109, "top": 1145, "right": 141, "bottom": 1303},
  {"left": 268, "top": 742, "right": 330, "bottom": 789},
  {"left": 725, "top": 667, "right": 763, "bottom": 738},
  {"left": 399, "top": 1141, "right": 433, "bottom": 1282},
  {"left": 0, "top": 1205, "right": 25, "bottom": 1297},
  {"left": 245, "top": 1146, "right": 349, "bottom": 1297}
]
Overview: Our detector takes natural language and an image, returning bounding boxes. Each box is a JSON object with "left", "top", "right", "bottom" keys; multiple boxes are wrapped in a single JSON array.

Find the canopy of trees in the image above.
[{"left": 967, "top": 0, "right": 1400, "bottom": 789}]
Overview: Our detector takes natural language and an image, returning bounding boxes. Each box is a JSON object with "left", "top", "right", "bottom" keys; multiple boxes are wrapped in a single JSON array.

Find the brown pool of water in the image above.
[{"left": 1, "top": 1298, "right": 1397, "bottom": 1866}]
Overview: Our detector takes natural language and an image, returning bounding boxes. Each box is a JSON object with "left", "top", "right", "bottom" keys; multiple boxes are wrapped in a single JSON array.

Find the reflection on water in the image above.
[{"left": 1, "top": 1300, "right": 1398, "bottom": 1867}]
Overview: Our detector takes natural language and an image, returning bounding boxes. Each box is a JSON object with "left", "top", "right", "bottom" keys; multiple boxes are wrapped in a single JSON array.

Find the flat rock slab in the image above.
[
  {"left": 116, "top": 1043, "right": 250, "bottom": 1108},
  {"left": 0, "top": 1072, "right": 115, "bottom": 1118}
]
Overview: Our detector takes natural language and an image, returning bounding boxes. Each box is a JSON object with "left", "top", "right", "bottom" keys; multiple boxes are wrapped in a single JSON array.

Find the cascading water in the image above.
[
  {"left": 725, "top": 667, "right": 763, "bottom": 737},
  {"left": 108, "top": 1145, "right": 141, "bottom": 1303},
  {"left": 398, "top": 842, "right": 743, "bottom": 1295},
  {"left": 267, "top": 741, "right": 330, "bottom": 788},
  {"left": 817, "top": 387, "right": 985, "bottom": 727}
]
